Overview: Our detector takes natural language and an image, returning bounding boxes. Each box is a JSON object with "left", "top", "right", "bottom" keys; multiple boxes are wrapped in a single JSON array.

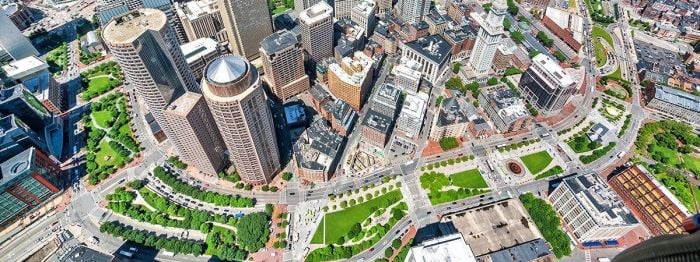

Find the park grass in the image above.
[
  {"left": 651, "top": 146, "right": 680, "bottom": 166},
  {"left": 592, "top": 26, "right": 613, "bottom": 45},
  {"left": 95, "top": 140, "right": 124, "bottom": 167},
  {"left": 450, "top": 169, "right": 487, "bottom": 188},
  {"left": 520, "top": 151, "right": 553, "bottom": 175},
  {"left": 593, "top": 40, "right": 607, "bottom": 67},
  {"left": 88, "top": 76, "right": 112, "bottom": 92},
  {"left": 92, "top": 111, "right": 114, "bottom": 129},
  {"left": 608, "top": 66, "right": 622, "bottom": 80},
  {"left": 682, "top": 155, "right": 700, "bottom": 176},
  {"left": 311, "top": 190, "right": 402, "bottom": 244},
  {"left": 118, "top": 124, "right": 132, "bottom": 136}
]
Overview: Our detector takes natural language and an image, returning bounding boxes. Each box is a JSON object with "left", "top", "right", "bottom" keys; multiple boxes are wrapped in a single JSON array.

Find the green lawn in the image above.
[
  {"left": 95, "top": 140, "right": 124, "bottom": 167},
  {"left": 118, "top": 124, "right": 132, "bottom": 136},
  {"left": 608, "top": 66, "right": 622, "bottom": 80},
  {"left": 450, "top": 169, "right": 487, "bottom": 188},
  {"left": 520, "top": 151, "right": 553, "bottom": 175},
  {"left": 683, "top": 155, "right": 700, "bottom": 175},
  {"left": 592, "top": 26, "right": 613, "bottom": 45},
  {"left": 651, "top": 146, "right": 680, "bottom": 166},
  {"left": 311, "top": 190, "right": 403, "bottom": 244},
  {"left": 88, "top": 76, "right": 111, "bottom": 91},
  {"left": 593, "top": 40, "right": 607, "bottom": 67},
  {"left": 92, "top": 110, "right": 114, "bottom": 129}
]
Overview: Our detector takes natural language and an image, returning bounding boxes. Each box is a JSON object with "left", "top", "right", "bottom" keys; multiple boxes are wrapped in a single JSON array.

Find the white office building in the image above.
[
  {"left": 392, "top": 57, "right": 422, "bottom": 94},
  {"left": 397, "top": 92, "right": 428, "bottom": 138},
  {"left": 405, "top": 233, "right": 477, "bottom": 262},
  {"left": 400, "top": 35, "right": 451, "bottom": 84},
  {"left": 467, "top": 0, "right": 506, "bottom": 75},
  {"left": 549, "top": 173, "right": 639, "bottom": 244}
]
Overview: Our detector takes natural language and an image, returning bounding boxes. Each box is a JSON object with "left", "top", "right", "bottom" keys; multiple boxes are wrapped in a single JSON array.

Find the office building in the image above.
[
  {"left": 492, "top": 45, "right": 512, "bottom": 74},
  {"left": 0, "top": 85, "right": 63, "bottom": 160},
  {"left": 327, "top": 51, "right": 374, "bottom": 110},
  {"left": 397, "top": 92, "right": 428, "bottom": 138},
  {"left": 162, "top": 92, "right": 227, "bottom": 175},
  {"left": 1, "top": 56, "right": 49, "bottom": 93},
  {"left": 518, "top": 54, "right": 577, "bottom": 113},
  {"left": 96, "top": 0, "right": 188, "bottom": 44},
  {"left": 405, "top": 233, "right": 476, "bottom": 262},
  {"left": 104, "top": 9, "right": 198, "bottom": 143},
  {"left": 425, "top": 10, "right": 447, "bottom": 35},
  {"left": 401, "top": 35, "right": 451, "bottom": 84},
  {"left": 396, "top": 0, "right": 429, "bottom": 24},
  {"left": 377, "top": 0, "right": 392, "bottom": 15},
  {"left": 479, "top": 84, "right": 532, "bottom": 133},
  {"left": 180, "top": 38, "right": 221, "bottom": 81},
  {"left": 175, "top": 0, "right": 227, "bottom": 43},
  {"left": 429, "top": 96, "right": 469, "bottom": 141},
  {"left": 0, "top": 12, "right": 38, "bottom": 63},
  {"left": 2, "top": 3, "right": 33, "bottom": 31},
  {"left": 294, "top": 0, "right": 322, "bottom": 13},
  {"left": 299, "top": 1, "right": 334, "bottom": 63},
  {"left": 467, "top": 0, "right": 506, "bottom": 75},
  {"left": 0, "top": 147, "right": 63, "bottom": 232},
  {"left": 0, "top": 115, "right": 48, "bottom": 163},
  {"left": 351, "top": 0, "right": 376, "bottom": 37},
  {"left": 443, "top": 24, "right": 478, "bottom": 59},
  {"left": 329, "top": 99, "right": 357, "bottom": 136},
  {"left": 608, "top": 165, "right": 691, "bottom": 236},
  {"left": 218, "top": 0, "right": 273, "bottom": 59},
  {"left": 643, "top": 85, "right": 700, "bottom": 126},
  {"left": 293, "top": 119, "right": 345, "bottom": 182},
  {"left": 334, "top": 0, "right": 357, "bottom": 20},
  {"left": 370, "top": 83, "right": 401, "bottom": 118},
  {"left": 260, "top": 29, "right": 310, "bottom": 102},
  {"left": 392, "top": 57, "right": 422, "bottom": 94},
  {"left": 549, "top": 173, "right": 639, "bottom": 244},
  {"left": 201, "top": 55, "right": 280, "bottom": 185},
  {"left": 334, "top": 19, "right": 366, "bottom": 59},
  {"left": 360, "top": 109, "right": 392, "bottom": 150}
]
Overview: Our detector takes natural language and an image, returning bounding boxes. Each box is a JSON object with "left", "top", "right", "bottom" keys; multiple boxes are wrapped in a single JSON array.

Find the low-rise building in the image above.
[
  {"left": 608, "top": 165, "right": 691, "bottom": 236},
  {"left": 334, "top": 19, "right": 366, "bottom": 60},
  {"left": 2, "top": 56, "right": 49, "bottom": 93},
  {"left": 81, "top": 31, "right": 105, "bottom": 54},
  {"left": 479, "top": 84, "right": 532, "bottom": 133},
  {"left": 360, "top": 109, "right": 393, "bottom": 150},
  {"left": 392, "top": 57, "right": 422, "bottom": 94},
  {"left": 293, "top": 119, "right": 345, "bottom": 182},
  {"left": 397, "top": 92, "right": 428, "bottom": 138},
  {"left": 549, "top": 173, "right": 639, "bottom": 244},
  {"left": 443, "top": 24, "right": 478, "bottom": 59},
  {"left": 330, "top": 99, "right": 357, "bottom": 136},
  {"left": 400, "top": 35, "right": 452, "bottom": 84},
  {"left": 491, "top": 45, "right": 512, "bottom": 75},
  {"left": 429, "top": 96, "right": 469, "bottom": 141},
  {"left": 180, "top": 38, "right": 221, "bottom": 81},
  {"left": 643, "top": 85, "right": 700, "bottom": 126},
  {"left": 425, "top": 9, "right": 447, "bottom": 35},
  {"left": 542, "top": 7, "right": 583, "bottom": 51},
  {"left": 406, "top": 233, "right": 477, "bottom": 262}
]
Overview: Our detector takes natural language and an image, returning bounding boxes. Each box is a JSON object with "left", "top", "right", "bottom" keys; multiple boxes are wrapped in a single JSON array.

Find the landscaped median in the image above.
[
  {"left": 420, "top": 169, "right": 489, "bottom": 205},
  {"left": 519, "top": 193, "right": 571, "bottom": 258},
  {"left": 151, "top": 166, "right": 255, "bottom": 207},
  {"left": 103, "top": 180, "right": 270, "bottom": 261},
  {"left": 306, "top": 189, "right": 408, "bottom": 262},
  {"left": 421, "top": 155, "right": 475, "bottom": 171}
]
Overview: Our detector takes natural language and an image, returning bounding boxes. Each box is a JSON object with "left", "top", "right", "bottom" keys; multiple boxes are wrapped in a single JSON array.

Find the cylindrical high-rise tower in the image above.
[{"left": 201, "top": 55, "right": 280, "bottom": 185}]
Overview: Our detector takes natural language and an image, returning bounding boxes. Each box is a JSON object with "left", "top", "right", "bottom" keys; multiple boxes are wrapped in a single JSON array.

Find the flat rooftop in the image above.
[
  {"left": 561, "top": 173, "right": 639, "bottom": 227},
  {"left": 299, "top": 1, "right": 332, "bottom": 24},
  {"left": 180, "top": 37, "right": 219, "bottom": 64},
  {"left": 362, "top": 109, "right": 392, "bottom": 134},
  {"left": 164, "top": 92, "right": 201, "bottom": 116},
  {"left": 441, "top": 199, "right": 543, "bottom": 256},
  {"left": 2, "top": 56, "right": 48, "bottom": 79},
  {"left": 403, "top": 35, "right": 451, "bottom": 65},
  {"left": 260, "top": 29, "right": 298, "bottom": 54},
  {"left": 531, "top": 54, "right": 575, "bottom": 88},
  {"left": 409, "top": 233, "right": 476, "bottom": 262},
  {"left": 103, "top": 9, "right": 167, "bottom": 44}
]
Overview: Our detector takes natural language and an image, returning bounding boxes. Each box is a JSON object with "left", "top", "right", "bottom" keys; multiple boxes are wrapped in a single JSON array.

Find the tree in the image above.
[
  {"left": 554, "top": 51, "right": 567, "bottom": 62},
  {"left": 439, "top": 137, "right": 459, "bottom": 151},
  {"left": 506, "top": 0, "right": 518, "bottom": 16},
  {"left": 385, "top": 247, "right": 394, "bottom": 258},
  {"left": 536, "top": 31, "right": 553, "bottom": 47},
  {"left": 282, "top": 172, "right": 293, "bottom": 181},
  {"left": 347, "top": 223, "right": 362, "bottom": 239},
  {"left": 511, "top": 31, "right": 525, "bottom": 44},
  {"left": 445, "top": 77, "right": 463, "bottom": 91},
  {"left": 503, "top": 18, "right": 511, "bottom": 31},
  {"left": 392, "top": 239, "right": 402, "bottom": 249},
  {"left": 487, "top": 77, "right": 498, "bottom": 86},
  {"left": 265, "top": 204, "right": 274, "bottom": 216},
  {"left": 528, "top": 51, "right": 540, "bottom": 58},
  {"left": 452, "top": 63, "right": 462, "bottom": 73},
  {"left": 236, "top": 212, "right": 270, "bottom": 252},
  {"left": 262, "top": 185, "right": 270, "bottom": 191}
]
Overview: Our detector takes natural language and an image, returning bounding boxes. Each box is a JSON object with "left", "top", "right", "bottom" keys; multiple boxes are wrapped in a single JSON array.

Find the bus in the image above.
[
  {"left": 486, "top": 160, "right": 495, "bottom": 172},
  {"left": 118, "top": 251, "right": 134, "bottom": 258}
]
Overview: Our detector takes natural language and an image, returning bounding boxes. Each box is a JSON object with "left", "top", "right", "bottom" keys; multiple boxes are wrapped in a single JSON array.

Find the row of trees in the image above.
[
  {"left": 520, "top": 193, "right": 571, "bottom": 258},
  {"left": 100, "top": 221, "right": 205, "bottom": 256},
  {"left": 153, "top": 166, "right": 255, "bottom": 207},
  {"left": 580, "top": 142, "right": 617, "bottom": 164}
]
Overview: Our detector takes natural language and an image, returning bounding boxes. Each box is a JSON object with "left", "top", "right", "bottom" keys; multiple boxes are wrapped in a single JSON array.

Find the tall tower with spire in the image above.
[{"left": 467, "top": 0, "right": 507, "bottom": 75}]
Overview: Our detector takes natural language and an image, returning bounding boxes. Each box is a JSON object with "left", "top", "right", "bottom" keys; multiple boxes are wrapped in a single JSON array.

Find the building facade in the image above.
[
  {"left": 327, "top": 51, "right": 374, "bottom": 110},
  {"left": 218, "top": 0, "right": 273, "bottom": 59},
  {"left": 299, "top": 1, "right": 334, "bottom": 63},
  {"left": 175, "top": 0, "right": 227, "bottom": 43},
  {"left": 549, "top": 173, "right": 639, "bottom": 244},
  {"left": 201, "top": 55, "right": 281, "bottom": 184},
  {"left": 351, "top": 0, "right": 376, "bottom": 37},
  {"left": 0, "top": 12, "right": 38, "bottom": 63},
  {"left": 392, "top": 57, "right": 422, "bottom": 94},
  {"left": 400, "top": 35, "right": 451, "bottom": 84},
  {"left": 162, "top": 92, "right": 228, "bottom": 175},
  {"left": 396, "top": 0, "right": 430, "bottom": 24},
  {"left": 180, "top": 37, "right": 221, "bottom": 81},
  {"left": 103, "top": 9, "right": 199, "bottom": 142},
  {"left": 260, "top": 30, "right": 311, "bottom": 102},
  {"left": 643, "top": 85, "right": 700, "bottom": 126},
  {"left": 479, "top": 84, "right": 532, "bottom": 133},
  {"left": 397, "top": 92, "right": 428, "bottom": 138},
  {"left": 467, "top": 0, "right": 506, "bottom": 75},
  {"left": 518, "top": 54, "right": 577, "bottom": 114},
  {"left": 429, "top": 97, "right": 469, "bottom": 141}
]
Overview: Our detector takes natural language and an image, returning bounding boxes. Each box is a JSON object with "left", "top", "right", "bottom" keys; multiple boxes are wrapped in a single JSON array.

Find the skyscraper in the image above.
[
  {"left": 174, "top": 0, "right": 227, "bottom": 43},
  {"left": 377, "top": 0, "right": 392, "bottom": 16},
  {"left": 299, "top": 1, "right": 334, "bottom": 63},
  {"left": 103, "top": 9, "right": 198, "bottom": 137},
  {"left": 327, "top": 51, "right": 374, "bottom": 111},
  {"left": 218, "top": 0, "right": 273, "bottom": 59},
  {"left": 334, "top": 0, "right": 357, "bottom": 20},
  {"left": 467, "top": 0, "right": 506, "bottom": 75},
  {"left": 162, "top": 92, "right": 228, "bottom": 175},
  {"left": 0, "top": 12, "right": 38, "bottom": 63},
  {"left": 396, "top": 0, "right": 430, "bottom": 24},
  {"left": 351, "top": 0, "right": 376, "bottom": 37},
  {"left": 294, "top": 0, "right": 322, "bottom": 13},
  {"left": 96, "top": 0, "right": 188, "bottom": 44},
  {"left": 201, "top": 55, "right": 280, "bottom": 185},
  {"left": 260, "top": 30, "right": 310, "bottom": 102},
  {"left": 518, "top": 54, "right": 577, "bottom": 113}
]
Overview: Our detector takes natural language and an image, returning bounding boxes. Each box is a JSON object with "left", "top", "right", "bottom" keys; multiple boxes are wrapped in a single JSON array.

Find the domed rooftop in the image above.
[{"left": 206, "top": 55, "right": 249, "bottom": 85}]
